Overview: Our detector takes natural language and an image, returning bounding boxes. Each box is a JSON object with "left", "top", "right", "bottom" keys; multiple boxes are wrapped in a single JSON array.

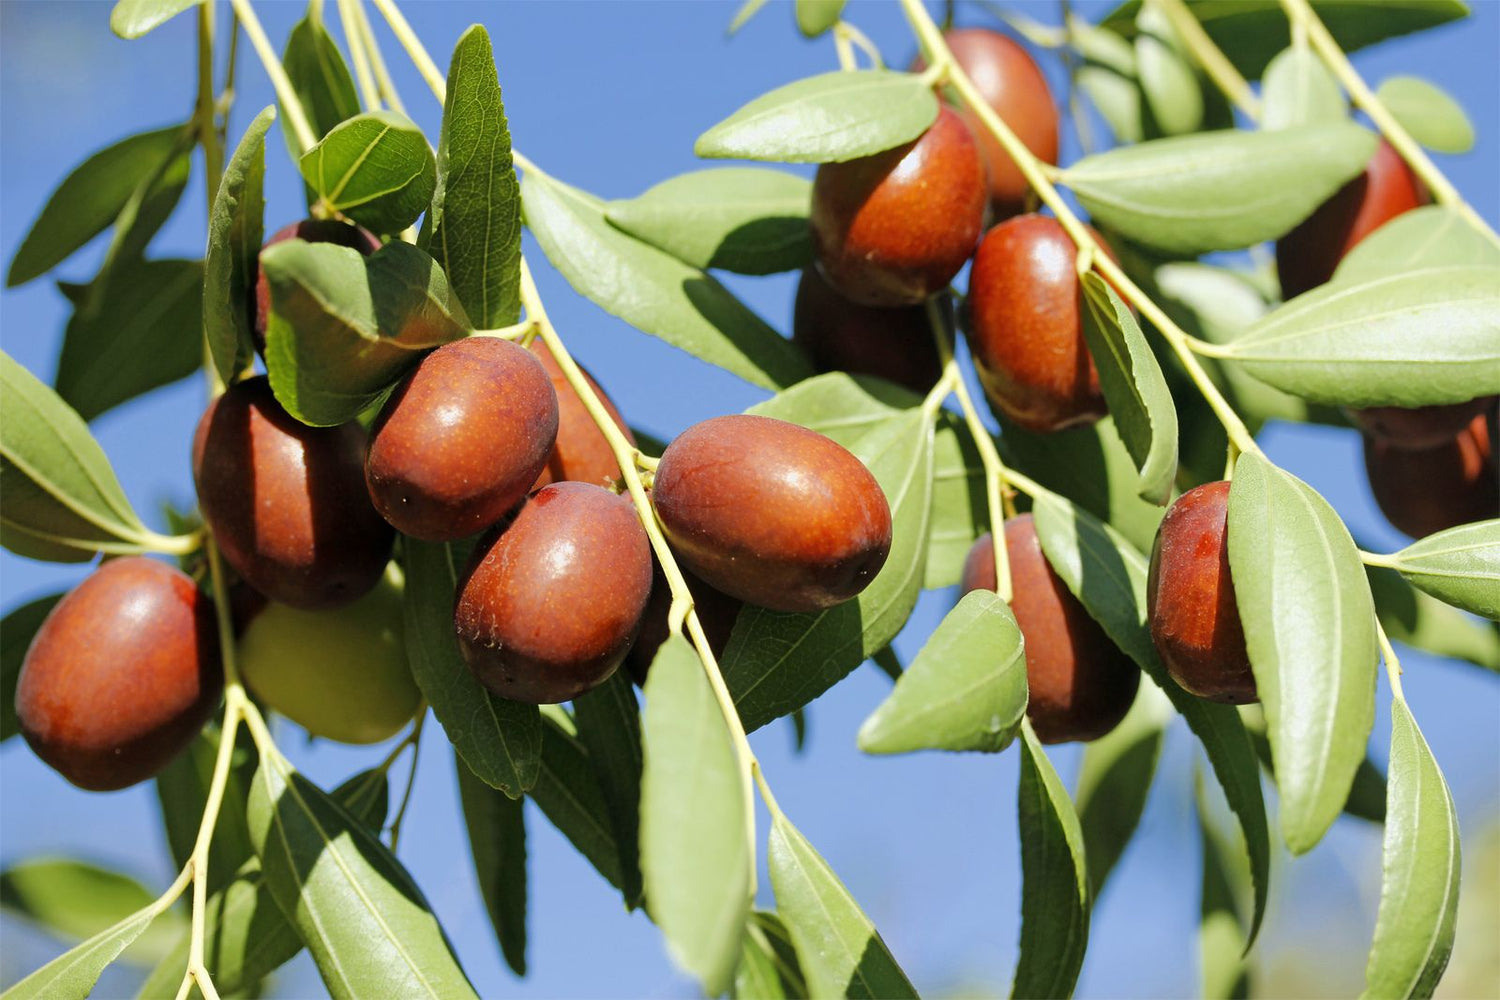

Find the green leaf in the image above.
[
  {"left": 110, "top": 0, "right": 195, "bottom": 38},
  {"left": 1376, "top": 76, "right": 1474, "bottom": 154},
  {"left": 795, "top": 0, "right": 845, "bottom": 37},
  {"left": 1242, "top": 706, "right": 1386, "bottom": 824},
  {"left": 640, "top": 635, "right": 752, "bottom": 995},
  {"left": 729, "top": 0, "right": 771, "bottom": 34},
  {"left": 1391, "top": 520, "right": 1500, "bottom": 621},
  {"left": 403, "top": 539, "right": 541, "bottom": 797},
  {"left": 6, "top": 124, "right": 185, "bottom": 288},
  {"left": 857, "top": 590, "right": 1027, "bottom": 755},
  {"left": 456, "top": 755, "right": 527, "bottom": 977},
  {"left": 530, "top": 707, "right": 623, "bottom": 890},
  {"left": 927, "top": 410, "right": 986, "bottom": 589},
  {"left": 1260, "top": 46, "right": 1346, "bottom": 131},
  {"left": 1071, "top": 17, "right": 1144, "bottom": 144},
  {"left": 1013, "top": 723, "right": 1090, "bottom": 1000},
  {"left": 724, "top": 410, "right": 934, "bottom": 732},
  {"left": 1333, "top": 206, "right": 1500, "bottom": 286},
  {"left": 1030, "top": 491, "right": 1269, "bottom": 944},
  {"left": 261, "top": 239, "right": 468, "bottom": 426},
  {"left": 735, "top": 911, "right": 806, "bottom": 1000},
  {"left": 572, "top": 671, "right": 645, "bottom": 908},
  {"left": 1220, "top": 265, "right": 1500, "bottom": 408},
  {"left": 1, "top": 594, "right": 60, "bottom": 742},
  {"left": 0, "top": 351, "right": 151, "bottom": 562},
  {"left": 1135, "top": 1, "right": 1203, "bottom": 136},
  {"left": 0, "top": 859, "right": 180, "bottom": 963},
  {"left": 1076, "top": 682, "right": 1170, "bottom": 898},
  {"left": 55, "top": 258, "right": 203, "bottom": 422},
  {"left": 155, "top": 724, "right": 258, "bottom": 895},
  {"left": 205, "top": 107, "right": 273, "bottom": 384},
  {"left": 1079, "top": 273, "right": 1177, "bottom": 504},
  {"left": 426, "top": 25, "right": 522, "bottom": 330},
  {"left": 1227, "top": 451, "right": 1378, "bottom": 854},
  {"left": 1367, "top": 565, "right": 1500, "bottom": 673},
  {"left": 606, "top": 168, "right": 812, "bottom": 275},
  {"left": 1062, "top": 124, "right": 1377, "bottom": 255},
  {"left": 248, "top": 760, "right": 478, "bottom": 1000},
  {"left": 695, "top": 70, "right": 940, "bottom": 163},
  {"left": 282, "top": 11, "right": 360, "bottom": 143},
  {"left": 1100, "top": 1, "right": 1469, "bottom": 81},
  {"left": 1198, "top": 781, "right": 1252, "bottom": 1000},
  {"left": 1363, "top": 700, "right": 1461, "bottom": 999},
  {"left": 521, "top": 170, "right": 809, "bottom": 390},
  {"left": 1, "top": 900, "right": 161, "bottom": 1000},
  {"left": 299, "top": 111, "right": 436, "bottom": 234},
  {"left": 768, "top": 812, "right": 916, "bottom": 999}
]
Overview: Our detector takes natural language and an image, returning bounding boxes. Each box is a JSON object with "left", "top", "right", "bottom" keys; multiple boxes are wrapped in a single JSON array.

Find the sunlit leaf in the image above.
[
  {"left": 110, "top": 0, "right": 195, "bottom": 39},
  {"left": 299, "top": 111, "right": 436, "bottom": 234},
  {"left": 1260, "top": 47, "right": 1346, "bottom": 131},
  {"left": 1391, "top": 520, "right": 1500, "bottom": 621},
  {"left": 1376, "top": 76, "right": 1474, "bottom": 153}
]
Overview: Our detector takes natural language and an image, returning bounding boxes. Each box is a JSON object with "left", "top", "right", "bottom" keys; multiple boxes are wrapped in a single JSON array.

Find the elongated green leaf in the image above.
[
  {"left": 927, "top": 410, "right": 985, "bottom": 589},
  {"left": 1, "top": 901, "right": 160, "bottom": 1000},
  {"left": 6, "top": 125, "right": 184, "bottom": 287},
  {"left": 283, "top": 12, "right": 360, "bottom": 143},
  {"left": 427, "top": 26, "right": 522, "bottom": 329},
  {"left": 1080, "top": 273, "right": 1177, "bottom": 504},
  {"left": 1030, "top": 491, "right": 1269, "bottom": 944},
  {"left": 299, "top": 111, "right": 436, "bottom": 234},
  {"left": 531, "top": 707, "right": 623, "bottom": 890},
  {"left": 1071, "top": 16, "right": 1144, "bottom": 143},
  {"left": 1227, "top": 451, "right": 1378, "bottom": 854},
  {"left": 857, "top": 590, "right": 1027, "bottom": 755},
  {"left": 1062, "top": 124, "right": 1376, "bottom": 254},
  {"left": 1076, "top": 682, "right": 1171, "bottom": 898},
  {"left": 249, "top": 760, "right": 477, "bottom": 1000},
  {"left": 55, "top": 259, "right": 202, "bottom": 422},
  {"left": 606, "top": 168, "right": 811, "bottom": 275},
  {"left": 205, "top": 107, "right": 273, "bottom": 383},
  {"left": 1390, "top": 520, "right": 1500, "bottom": 621},
  {"left": 1242, "top": 707, "right": 1386, "bottom": 824},
  {"left": 735, "top": 911, "right": 806, "bottom": 1000},
  {"left": 0, "top": 352, "right": 150, "bottom": 562},
  {"left": 724, "top": 410, "right": 934, "bottom": 732},
  {"left": 769, "top": 813, "right": 916, "bottom": 999},
  {"left": 795, "top": 0, "right": 845, "bottom": 37},
  {"left": 110, "top": 0, "right": 195, "bottom": 38},
  {"left": 1013, "top": 724, "right": 1090, "bottom": 1000},
  {"left": 1222, "top": 265, "right": 1500, "bottom": 407},
  {"left": 1364, "top": 700, "right": 1461, "bottom": 999},
  {"left": 261, "top": 239, "right": 468, "bottom": 426},
  {"left": 522, "top": 171, "right": 809, "bottom": 390},
  {"left": 1198, "top": 780, "right": 1251, "bottom": 1000},
  {"left": 155, "top": 724, "right": 258, "bottom": 895},
  {"left": 1260, "top": 47, "right": 1346, "bottom": 131},
  {"left": 1135, "top": 1, "right": 1202, "bottom": 137},
  {"left": 1, "top": 594, "right": 60, "bottom": 742},
  {"left": 1377, "top": 76, "right": 1474, "bottom": 154},
  {"left": 1368, "top": 565, "right": 1500, "bottom": 673},
  {"left": 695, "top": 70, "right": 940, "bottom": 163},
  {"left": 0, "top": 860, "right": 179, "bottom": 963},
  {"left": 640, "top": 635, "right": 752, "bottom": 995},
  {"left": 1333, "top": 207, "right": 1500, "bottom": 286},
  {"left": 403, "top": 539, "right": 541, "bottom": 797},
  {"left": 572, "top": 671, "right": 644, "bottom": 908},
  {"left": 457, "top": 755, "right": 527, "bottom": 977},
  {"left": 729, "top": 0, "right": 771, "bottom": 34}
]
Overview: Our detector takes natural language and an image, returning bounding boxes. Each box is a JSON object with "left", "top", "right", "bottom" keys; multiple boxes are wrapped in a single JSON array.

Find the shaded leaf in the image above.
[
  {"left": 155, "top": 723, "right": 258, "bottom": 895},
  {"left": 530, "top": 707, "right": 622, "bottom": 890},
  {"left": 1377, "top": 76, "right": 1474, "bottom": 154},
  {"left": 572, "top": 671, "right": 644, "bottom": 908},
  {"left": 205, "top": 107, "right": 274, "bottom": 383},
  {"left": 1198, "top": 780, "right": 1252, "bottom": 1000},
  {"left": 1076, "top": 682, "right": 1170, "bottom": 897},
  {"left": 0, "top": 859, "right": 180, "bottom": 963},
  {"left": 1135, "top": 1, "right": 1203, "bottom": 137},
  {"left": 1367, "top": 565, "right": 1500, "bottom": 673},
  {"left": 1391, "top": 520, "right": 1500, "bottom": 621},
  {"left": 1260, "top": 46, "right": 1346, "bottom": 131},
  {"left": 456, "top": 755, "right": 527, "bottom": 977},
  {"left": 299, "top": 111, "right": 436, "bottom": 234},
  {"left": 1333, "top": 206, "right": 1500, "bottom": 286},
  {"left": 282, "top": 11, "right": 360, "bottom": 150},
  {"left": 110, "top": 0, "right": 195, "bottom": 39},
  {"left": 735, "top": 911, "right": 806, "bottom": 1000},
  {"left": 1, "top": 594, "right": 61, "bottom": 742},
  {"left": 926, "top": 410, "right": 986, "bottom": 589}
]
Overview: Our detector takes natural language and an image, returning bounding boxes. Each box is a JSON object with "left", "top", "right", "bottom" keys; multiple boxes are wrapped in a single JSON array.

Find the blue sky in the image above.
[{"left": 1, "top": 2, "right": 1496, "bottom": 997}]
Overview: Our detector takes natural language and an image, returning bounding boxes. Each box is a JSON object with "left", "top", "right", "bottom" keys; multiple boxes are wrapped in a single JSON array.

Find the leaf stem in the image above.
[
  {"left": 1359, "top": 549, "right": 1400, "bottom": 569},
  {"left": 386, "top": 709, "right": 426, "bottom": 852},
  {"left": 228, "top": 0, "right": 318, "bottom": 155},
  {"left": 898, "top": 0, "right": 1263, "bottom": 460},
  {"left": 337, "top": 0, "right": 381, "bottom": 111},
  {"left": 1374, "top": 615, "right": 1406, "bottom": 701},
  {"left": 368, "top": 0, "right": 446, "bottom": 102},
  {"left": 833, "top": 21, "right": 884, "bottom": 69},
  {"left": 1278, "top": 0, "right": 1499, "bottom": 247},
  {"left": 348, "top": 0, "right": 407, "bottom": 115},
  {"left": 1153, "top": 0, "right": 1261, "bottom": 121}
]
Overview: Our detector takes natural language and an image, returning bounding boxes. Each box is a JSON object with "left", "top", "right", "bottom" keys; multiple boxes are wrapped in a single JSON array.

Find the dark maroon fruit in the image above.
[
  {"left": 1365, "top": 411, "right": 1498, "bottom": 538},
  {"left": 791, "top": 267, "right": 945, "bottom": 395},
  {"left": 1349, "top": 396, "right": 1497, "bottom": 451},
  {"left": 253, "top": 219, "right": 380, "bottom": 352},
  {"left": 625, "top": 555, "right": 743, "bottom": 686},
  {"left": 528, "top": 339, "right": 635, "bottom": 490}
]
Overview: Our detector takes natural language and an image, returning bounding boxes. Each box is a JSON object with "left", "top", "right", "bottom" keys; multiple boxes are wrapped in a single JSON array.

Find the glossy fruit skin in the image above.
[
  {"left": 1365, "top": 411, "right": 1498, "bottom": 538},
  {"left": 1349, "top": 396, "right": 1498, "bottom": 450},
  {"left": 1276, "top": 139, "right": 1424, "bottom": 300},
  {"left": 194, "top": 376, "right": 393, "bottom": 609},
  {"left": 455, "top": 483, "right": 652, "bottom": 704},
  {"left": 253, "top": 219, "right": 380, "bottom": 352},
  {"left": 366, "top": 337, "right": 559, "bottom": 541},
  {"left": 238, "top": 568, "right": 420, "bottom": 744},
  {"left": 791, "top": 267, "right": 945, "bottom": 395},
  {"left": 912, "top": 28, "right": 1059, "bottom": 219},
  {"left": 624, "top": 555, "right": 743, "bottom": 686},
  {"left": 528, "top": 339, "right": 635, "bottom": 490},
  {"left": 653, "top": 414, "right": 893, "bottom": 614},
  {"left": 1146, "top": 482, "right": 1257, "bottom": 704},
  {"left": 962, "top": 519, "right": 1138, "bottom": 743},
  {"left": 810, "top": 106, "right": 987, "bottom": 307},
  {"left": 966, "top": 214, "right": 1110, "bottom": 432},
  {"left": 16, "top": 557, "right": 223, "bottom": 791}
]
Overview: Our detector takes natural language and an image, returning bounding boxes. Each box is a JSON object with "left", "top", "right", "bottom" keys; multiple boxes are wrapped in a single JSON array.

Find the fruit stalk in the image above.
[
  {"left": 337, "top": 0, "right": 381, "bottom": 111},
  {"left": 1153, "top": 0, "right": 1262, "bottom": 121},
  {"left": 228, "top": 0, "right": 317, "bottom": 155}
]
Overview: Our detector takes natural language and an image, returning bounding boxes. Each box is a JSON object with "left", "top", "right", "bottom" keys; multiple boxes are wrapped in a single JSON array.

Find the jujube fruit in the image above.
[
  {"left": 455, "top": 482, "right": 652, "bottom": 704},
  {"left": 194, "top": 376, "right": 393, "bottom": 609},
  {"left": 791, "top": 267, "right": 945, "bottom": 395},
  {"left": 961, "top": 519, "right": 1138, "bottom": 743},
  {"left": 1349, "top": 396, "right": 1498, "bottom": 450},
  {"left": 1364, "top": 411, "right": 1498, "bottom": 538},
  {"left": 528, "top": 339, "right": 635, "bottom": 490},
  {"left": 16, "top": 557, "right": 223, "bottom": 791},
  {"left": 810, "top": 105, "right": 986, "bottom": 307},
  {"left": 625, "top": 555, "right": 743, "bottom": 686},
  {"left": 911, "top": 28, "right": 1059, "bottom": 219},
  {"left": 253, "top": 219, "right": 380, "bottom": 352},
  {"left": 965, "top": 213, "right": 1111, "bottom": 432},
  {"left": 237, "top": 568, "right": 421, "bottom": 744},
  {"left": 1146, "top": 482, "right": 1257, "bottom": 704},
  {"left": 366, "top": 337, "right": 559, "bottom": 541},
  {"left": 652, "top": 414, "right": 893, "bottom": 614}
]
